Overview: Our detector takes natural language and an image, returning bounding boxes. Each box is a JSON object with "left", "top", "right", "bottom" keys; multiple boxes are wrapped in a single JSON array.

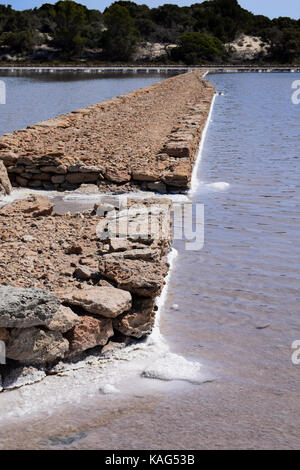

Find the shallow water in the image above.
[{"left": 1, "top": 73, "right": 300, "bottom": 450}]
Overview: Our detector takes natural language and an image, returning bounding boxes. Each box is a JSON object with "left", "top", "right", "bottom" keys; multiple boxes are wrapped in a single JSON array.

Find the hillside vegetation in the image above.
[{"left": 0, "top": 0, "right": 299, "bottom": 64}]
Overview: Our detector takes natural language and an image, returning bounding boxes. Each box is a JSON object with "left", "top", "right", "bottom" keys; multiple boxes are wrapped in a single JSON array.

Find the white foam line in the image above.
[
  {"left": 189, "top": 92, "right": 217, "bottom": 197},
  {"left": 149, "top": 247, "right": 178, "bottom": 345},
  {"left": 142, "top": 247, "right": 209, "bottom": 384}
]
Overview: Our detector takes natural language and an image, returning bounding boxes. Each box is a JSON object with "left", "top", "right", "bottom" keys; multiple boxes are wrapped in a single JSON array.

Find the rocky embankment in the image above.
[
  {"left": 0, "top": 196, "right": 172, "bottom": 390},
  {"left": 0, "top": 71, "right": 214, "bottom": 194},
  {"left": 0, "top": 71, "right": 214, "bottom": 390}
]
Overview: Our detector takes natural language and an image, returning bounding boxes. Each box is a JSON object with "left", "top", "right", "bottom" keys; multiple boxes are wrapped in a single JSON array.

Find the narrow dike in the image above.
[{"left": 0, "top": 71, "right": 214, "bottom": 391}]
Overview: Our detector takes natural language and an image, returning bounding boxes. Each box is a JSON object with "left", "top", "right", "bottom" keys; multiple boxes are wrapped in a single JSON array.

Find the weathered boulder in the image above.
[
  {"left": 104, "top": 166, "right": 131, "bottom": 184},
  {"left": 163, "top": 141, "right": 191, "bottom": 158},
  {"left": 47, "top": 305, "right": 80, "bottom": 334},
  {"left": 74, "top": 266, "right": 94, "bottom": 280},
  {"left": 57, "top": 286, "right": 132, "bottom": 318},
  {"left": 163, "top": 166, "right": 190, "bottom": 188},
  {"left": 109, "top": 238, "right": 135, "bottom": 252},
  {"left": 0, "top": 196, "right": 53, "bottom": 217},
  {"left": 6, "top": 328, "right": 69, "bottom": 364},
  {"left": 34, "top": 118, "right": 70, "bottom": 129},
  {"left": 0, "top": 150, "right": 18, "bottom": 166},
  {"left": 99, "top": 254, "right": 168, "bottom": 297},
  {"left": 113, "top": 297, "right": 156, "bottom": 338},
  {"left": 132, "top": 167, "right": 159, "bottom": 182},
  {"left": 65, "top": 316, "right": 114, "bottom": 355},
  {"left": 0, "top": 160, "right": 12, "bottom": 195},
  {"left": 0, "top": 286, "right": 61, "bottom": 328}
]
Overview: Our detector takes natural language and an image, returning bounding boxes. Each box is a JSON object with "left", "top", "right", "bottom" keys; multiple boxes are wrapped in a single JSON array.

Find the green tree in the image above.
[
  {"left": 50, "top": 1, "right": 88, "bottom": 56},
  {"left": 268, "top": 27, "right": 300, "bottom": 63},
  {"left": 102, "top": 4, "right": 138, "bottom": 61},
  {"left": 0, "top": 30, "right": 36, "bottom": 53},
  {"left": 113, "top": 2, "right": 155, "bottom": 39},
  {"left": 172, "top": 32, "right": 225, "bottom": 64}
]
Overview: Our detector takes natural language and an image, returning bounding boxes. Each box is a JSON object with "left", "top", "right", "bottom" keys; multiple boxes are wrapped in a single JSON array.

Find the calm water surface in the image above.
[{"left": 0, "top": 73, "right": 299, "bottom": 450}]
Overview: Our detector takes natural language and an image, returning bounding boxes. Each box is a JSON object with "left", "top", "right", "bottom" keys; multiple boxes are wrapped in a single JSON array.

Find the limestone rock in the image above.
[
  {"left": 163, "top": 141, "right": 191, "bottom": 158},
  {"left": 0, "top": 160, "right": 12, "bottom": 195},
  {"left": 74, "top": 266, "right": 93, "bottom": 280},
  {"left": 57, "top": 286, "right": 132, "bottom": 318},
  {"left": 108, "top": 238, "right": 157, "bottom": 253},
  {"left": 113, "top": 297, "right": 156, "bottom": 338},
  {"left": 65, "top": 244, "right": 83, "bottom": 255},
  {"left": 109, "top": 238, "right": 134, "bottom": 252},
  {"left": 66, "top": 173, "right": 98, "bottom": 184},
  {"left": 65, "top": 316, "right": 114, "bottom": 355},
  {"left": 123, "top": 248, "right": 160, "bottom": 262},
  {"left": 104, "top": 167, "right": 131, "bottom": 184},
  {"left": 0, "top": 196, "right": 53, "bottom": 217},
  {"left": 0, "top": 286, "right": 61, "bottom": 328},
  {"left": 47, "top": 305, "right": 80, "bottom": 334},
  {"left": 99, "top": 255, "right": 168, "bottom": 297},
  {"left": 132, "top": 168, "right": 159, "bottom": 182},
  {"left": 40, "top": 165, "right": 67, "bottom": 174},
  {"left": 6, "top": 328, "right": 69, "bottom": 364},
  {"left": 34, "top": 118, "right": 70, "bottom": 128},
  {"left": 163, "top": 166, "right": 190, "bottom": 188},
  {"left": 103, "top": 249, "right": 160, "bottom": 262},
  {"left": 0, "top": 150, "right": 18, "bottom": 166}
]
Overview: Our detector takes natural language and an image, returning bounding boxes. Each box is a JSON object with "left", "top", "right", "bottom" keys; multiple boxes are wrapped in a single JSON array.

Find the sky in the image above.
[{"left": 0, "top": 0, "right": 299, "bottom": 20}]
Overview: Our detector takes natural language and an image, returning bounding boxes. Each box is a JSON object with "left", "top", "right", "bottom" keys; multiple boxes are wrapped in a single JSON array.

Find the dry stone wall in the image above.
[{"left": 0, "top": 71, "right": 214, "bottom": 194}]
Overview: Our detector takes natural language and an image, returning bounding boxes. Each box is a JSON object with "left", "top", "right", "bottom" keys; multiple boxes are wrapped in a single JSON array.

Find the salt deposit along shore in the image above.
[{"left": 0, "top": 71, "right": 214, "bottom": 391}]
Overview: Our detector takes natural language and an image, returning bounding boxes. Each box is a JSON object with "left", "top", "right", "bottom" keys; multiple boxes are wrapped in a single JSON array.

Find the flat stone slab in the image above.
[{"left": 57, "top": 286, "right": 132, "bottom": 318}]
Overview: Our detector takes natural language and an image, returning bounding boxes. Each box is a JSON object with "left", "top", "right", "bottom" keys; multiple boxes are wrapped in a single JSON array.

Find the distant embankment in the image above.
[
  {"left": 0, "top": 71, "right": 214, "bottom": 194},
  {"left": 0, "top": 65, "right": 299, "bottom": 74}
]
